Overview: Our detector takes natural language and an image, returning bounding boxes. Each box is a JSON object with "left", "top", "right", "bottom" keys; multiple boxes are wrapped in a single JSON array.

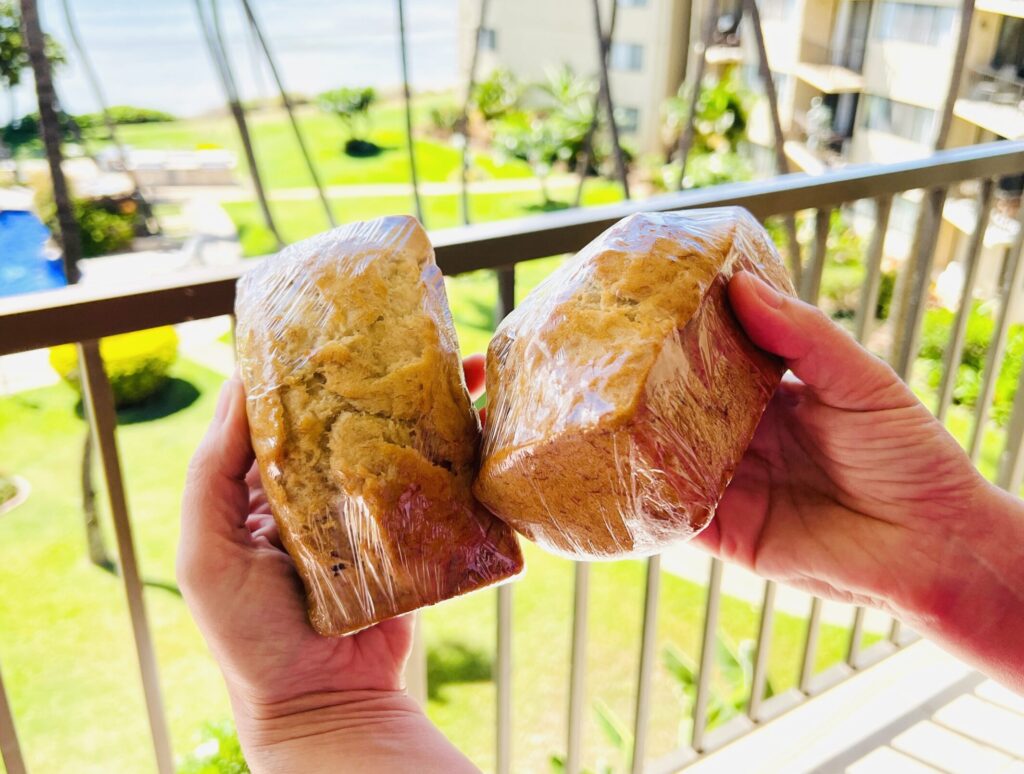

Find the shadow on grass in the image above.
[
  {"left": 92, "top": 558, "right": 182, "bottom": 596},
  {"left": 524, "top": 199, "right": 571, "bottom": 213},
  {"left": 74, "top": 378, "right": 201, "bottom": 425},
  {"left": 427, "top": 640, "right": 493, "bottom": 702}
]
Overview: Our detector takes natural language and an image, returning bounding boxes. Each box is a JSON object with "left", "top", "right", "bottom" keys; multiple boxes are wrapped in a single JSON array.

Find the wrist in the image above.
[{"left": 903, "top": 480, "right": 1024, "bottom": 690}]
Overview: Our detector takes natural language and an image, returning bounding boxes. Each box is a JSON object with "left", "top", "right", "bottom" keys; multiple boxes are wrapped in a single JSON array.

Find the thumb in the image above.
[
  {"left": 727, "top": 272, "right": 914, "bottom": 411},
  {"left": 180, "top": 377, "right": 254, "bottom": 552}
]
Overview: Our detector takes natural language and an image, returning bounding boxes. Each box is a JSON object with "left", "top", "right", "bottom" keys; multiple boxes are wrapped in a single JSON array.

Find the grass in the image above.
[
  {"left": 0, "top": 352, "right": 872, "bottom": 774},
  {"left": 94, "top": 96, "right": 534, "bottom": 190},
  {"left": 222, "top": 181, "right": 625, "bottom": 258}
]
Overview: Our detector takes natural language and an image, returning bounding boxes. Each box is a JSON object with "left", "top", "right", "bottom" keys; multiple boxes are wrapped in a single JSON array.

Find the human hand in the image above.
[
  {"left": 699, "top": 273, "right": 1024, "bottom": 690},
  {"left": 178, "top": 374, "right": 479, "bottom": 772}
]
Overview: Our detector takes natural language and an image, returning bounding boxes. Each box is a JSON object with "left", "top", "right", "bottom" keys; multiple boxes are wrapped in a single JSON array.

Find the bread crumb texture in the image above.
[
  {"left": 236, "top": 216, "right": 523, "bottom": 636},
  {"left": 475, "top": 207, "right": 795, "bottom": 559}
]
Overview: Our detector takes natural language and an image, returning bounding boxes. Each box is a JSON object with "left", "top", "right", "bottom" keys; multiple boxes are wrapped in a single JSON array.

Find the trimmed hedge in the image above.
[{"left": 50, "top": 327, "right": 179, "bottom": 408}]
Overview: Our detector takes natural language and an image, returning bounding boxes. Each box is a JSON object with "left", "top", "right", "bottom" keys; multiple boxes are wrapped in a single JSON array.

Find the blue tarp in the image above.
[{"left": 0, "top": 210, "right": 67, "bottom": 297}]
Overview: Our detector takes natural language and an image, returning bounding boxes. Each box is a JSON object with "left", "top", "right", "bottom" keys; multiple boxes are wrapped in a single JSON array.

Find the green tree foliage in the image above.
[
  {"left": 662, "top": 64, "right": 751, "bottom": 156},
  {"left": 471, "top": 67, "right": 522, "bottom": 122},
  {"left": 0, "top": 0, "right": 64, "bottom": 89},
  {"left": 317, "top": 86, "right": 378, "bottom": 155}
]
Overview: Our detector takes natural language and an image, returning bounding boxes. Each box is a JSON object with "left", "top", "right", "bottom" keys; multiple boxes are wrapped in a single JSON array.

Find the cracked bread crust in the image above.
[
  {"left": 236, "top": 215, "right": 523, "bottom": 636},
  {"left": 474, "top": 208, "right": 795, "bottom": 559}
]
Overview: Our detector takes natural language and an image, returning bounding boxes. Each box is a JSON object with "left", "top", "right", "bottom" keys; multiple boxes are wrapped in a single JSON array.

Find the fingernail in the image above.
[
  {"left": 751, "top": 275, "right": 784, "bottom": 309},
  {"left": 214, "top": 380, "right": 233, "bottom": 422}
]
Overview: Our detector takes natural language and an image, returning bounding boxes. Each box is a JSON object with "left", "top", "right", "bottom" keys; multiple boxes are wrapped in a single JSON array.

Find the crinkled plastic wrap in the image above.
[
  {"left": 235, "top": 215, "right": 523, "bottom": 637},
  {"left": 474, "top": 207, "right": 795, "bottom": 560}
]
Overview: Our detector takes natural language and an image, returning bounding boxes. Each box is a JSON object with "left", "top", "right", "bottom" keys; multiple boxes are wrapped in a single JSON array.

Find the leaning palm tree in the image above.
[
  {"left": 194, "top": 0, "right": 283, "bottom": 249},
  {"left": 58, "top": 0, "right": 159, "bottom": 235}
]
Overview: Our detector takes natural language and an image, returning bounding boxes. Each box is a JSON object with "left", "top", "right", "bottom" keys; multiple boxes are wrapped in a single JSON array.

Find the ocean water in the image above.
[{"left": 10, "top": 0, "right": 458, "bottom": 120}]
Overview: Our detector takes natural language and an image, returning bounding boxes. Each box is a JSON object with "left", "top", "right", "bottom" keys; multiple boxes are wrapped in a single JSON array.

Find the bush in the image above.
[
  {"left": 75, "top": 105, "right": 176, "bottom": 128},
  {"left": 178, "top": 723, "right": 248, "bottom": 774},
  {"left": 471, "top": 68, "right": 521, "bottom": 122},
  {"left": 35, "top": 182, "right": 138, "bottom": 258},
  {"left": 49, "top": 327, "right": 179, "bottom": 408},
  {"left": 0, "top": 475, "right": 16, "bottom": 507},
  {"left": 429, "top": 104, "right": 462, "bottom": 136}
]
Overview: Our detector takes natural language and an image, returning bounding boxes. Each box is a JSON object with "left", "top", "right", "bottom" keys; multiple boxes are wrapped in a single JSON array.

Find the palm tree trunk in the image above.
[
  {"left": 396, "top": 0, "right": 424, "bottom": 223},
  {"left": 675, "top": 0, "right": 719, "bottom": 189},
  {"left": 58, "top": 0, "right": 160, "bottom": 235},
  {"left": 459, "top": 0, "right": 491, "bottom": 225},
  {"left": 21, "top": 0, "right": 81, "bottom": 283},
  {"left": 590, "top": 0, "right": 630, "bottom": 199},
  {"left": 574, "top": 0, "right": 619, "bottom": 207},
  {"left": 238, "top": 0, "right": 336, "bottom": 227},
  {"left": 194, "top": 0, "right": 283, "bottom": 249}
]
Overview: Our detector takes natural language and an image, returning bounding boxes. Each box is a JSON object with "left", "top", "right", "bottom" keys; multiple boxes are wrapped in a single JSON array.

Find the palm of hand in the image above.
[
  {"left": 698, "top": 374, "right": 983, "bottom": 611},
  {"left": 210, "top": 467, "right": 414, "bottom": 707}
]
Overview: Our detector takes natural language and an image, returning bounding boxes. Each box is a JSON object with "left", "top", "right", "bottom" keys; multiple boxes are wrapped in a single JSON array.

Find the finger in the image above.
[
  {"left": 463, "top": 353, "right": 486, "bottom": 400},
  {"left": 246, "top": 512, "right": 283, "bottom": 550},
  {"left": 181, "top": 377, "right": 253, "bottom": 545},
  {"left": 727, "top": 272, "right": 914, "bottom": 411}
]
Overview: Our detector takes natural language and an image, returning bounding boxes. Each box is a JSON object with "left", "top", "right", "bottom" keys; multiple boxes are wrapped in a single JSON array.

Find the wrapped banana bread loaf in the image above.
[
  {"left": 236, "top": 215, "right": 523, "bottom": 636},
  {"left": 474, "top": 207, "right": 795, "bottom": 559}
]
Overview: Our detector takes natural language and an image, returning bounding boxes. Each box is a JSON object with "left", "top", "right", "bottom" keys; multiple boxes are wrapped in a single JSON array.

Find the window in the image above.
[
  {"left": 610, "top": 42, "right": 644, "bottom": 71},
  {"left": 871, "top": 2, "right": 956, "bottom": 46},
  {"left": 616, "top": 106, "right": 640, "bottom": 132},
  {"left": 478, "top": 27, "right": 497, "bottom": 51},
  {"left": 759, "top": 0, "right": 797, "bottom": 23},
  {"left": 992, "top": 17, "right": 1024, "bottom": 79},
  {"left": 861, "top": 95, "right": 936, "bottom": 144},
  {"left": 617, "top": 0, "right": 647, "bottom": 6}
]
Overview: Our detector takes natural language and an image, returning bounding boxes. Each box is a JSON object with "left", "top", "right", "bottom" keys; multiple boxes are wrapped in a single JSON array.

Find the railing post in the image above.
[
  {"left": 0, "top": 659, "right": 26, "bottom": 774},
  {"left": 496, "top": 584, "right": 513, "bottom": 774},
  {"left": 566, "top": 562, "right": 590, "bottom": 774},
  {"left": 405, "top": 612, "right": 428, "bottom": 706},
  {"left": 630, "top": 556, "right": 661, "bottom": 774},
  {"left": 747, "top": 580, "right": 776, "bottom": 719},
  {"left": 937, "top": 179, "right": 994, "bottom": 422},
  {"left": 496, "top": 267, "right": 516, "bottom": 323},
  {"left": 799, "top": 597, "right": 823, "bottom": 694},
  {"left": 77, "top": 341, "right": 174, "bottom": 774},
  {"left": 691, "top": 559, "right": 723, "bottom": 752},
  {"left": 997, "top": 363, "right": 1024, "bottom": 493},
  {"left": 853, "top": 195, "right": 892, "bottom": 344},
  {"left": 968, "top": 201, "right": 1024, "bottom": 462}
]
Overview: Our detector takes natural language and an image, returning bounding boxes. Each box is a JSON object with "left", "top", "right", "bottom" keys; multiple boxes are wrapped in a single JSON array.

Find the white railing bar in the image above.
[
  {"left": 798, "top": 597, "right": 823, "bottom": 694},
  {"left": 630, "top": 555, "right": 662, "bottom": 774},
  {"left": 997, "top": 370, "right": 1024, "bottom": 493},
  {"left": 77, "top": 341, "right": 174, "bottom": 774},
  {"left": 937, "top": 179, "right": 995, "bottom": 422},
  {"left": 566, "top": 562, "right": 590, "bottom": 774},
  {"left": 405, "top": 613, "right": 427, "bottom": 706},
  {"left": 847, "top": 607, "right": 866, "bottom": 669},
  {"left": 0, "top": 659, "right": 26, "bottom": 774},
  {"left": 496, "top": 584, "right": 513, "bottom": 774},
  {"left": 747, "top": 580, "right": 776, "bottom": 720},
  {"left": 799, "top": 207, "right": 832, "bottom": 302},
  {"left": 691, "top": 558, "right": 723, "bottom": 752},
  {"left": 892, "top": 187, "right": 949, "bottom": 378},
  {"left": 853, "top": 195, "right": 893, "bottom": 344},
  {"left": 968, "top": 199, "right": 1024, "bottom": 462}
]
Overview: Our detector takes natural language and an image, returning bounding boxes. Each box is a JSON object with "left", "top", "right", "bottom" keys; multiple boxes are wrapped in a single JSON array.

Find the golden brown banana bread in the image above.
[
  {"left": 474, "top": 207, "right": 795, "bottom": 559},
  {"left": 235, "top": 215, "right": 523, "bottom": 636}
]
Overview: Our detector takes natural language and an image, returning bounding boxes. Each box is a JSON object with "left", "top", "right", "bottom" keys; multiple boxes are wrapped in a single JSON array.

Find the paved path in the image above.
[{"left": 150, "top": 174, "right": 583, "bottom": 203}]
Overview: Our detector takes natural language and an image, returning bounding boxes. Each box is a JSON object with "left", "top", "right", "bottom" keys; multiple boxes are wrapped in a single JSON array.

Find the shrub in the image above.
[
  {"left": 75, "top": 105, "right": 176, "bottom": 128},
  {"left": 49, "top": 327, "right": 179, "bottom": 408},
  {"left": 0, "top": 475, "right": 16, "bottom": 507},
  {"left": 317, "top": 86, "right": 377, "bottom": 153},
  {"left": 35, "top": 182, "right": 138, "bottom": 258},
  {"left": 178, "top": 723, "right": 248, "bottom": 774},
  {"left": 471, "top": 68, "right": 521, "bottom": 122},
  {"left": 429, "top": 104, "right": 462, "bottom": 136}
]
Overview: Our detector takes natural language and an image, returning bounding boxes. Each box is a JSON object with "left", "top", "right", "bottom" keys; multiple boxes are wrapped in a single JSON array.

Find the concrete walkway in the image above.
[{"left": 150, "top": 173, "right": 583, "bottom": 204}]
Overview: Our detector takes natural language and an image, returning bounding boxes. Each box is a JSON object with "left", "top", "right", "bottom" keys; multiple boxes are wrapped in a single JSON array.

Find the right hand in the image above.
[{"left": 698, "top": 272, "right": 992, "bottom": 623}]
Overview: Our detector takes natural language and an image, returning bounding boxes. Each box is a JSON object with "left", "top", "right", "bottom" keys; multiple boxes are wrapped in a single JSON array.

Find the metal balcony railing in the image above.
[
  {"left": 1, "top": 141, "right": 1024, "bottom": 774},
  {"left": 965, "top": 65, "right": 1024, "bottom": 107}
]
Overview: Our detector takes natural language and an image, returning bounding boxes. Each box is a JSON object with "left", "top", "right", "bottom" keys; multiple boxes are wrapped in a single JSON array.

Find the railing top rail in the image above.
[{"left": 3, "top": 141, "right": 1023, "bottom": 356}]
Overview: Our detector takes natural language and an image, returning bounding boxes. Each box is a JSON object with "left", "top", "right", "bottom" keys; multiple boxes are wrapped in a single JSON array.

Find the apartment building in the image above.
[{"left": 456, "top": 0, "right": 693, "bottom": 155}]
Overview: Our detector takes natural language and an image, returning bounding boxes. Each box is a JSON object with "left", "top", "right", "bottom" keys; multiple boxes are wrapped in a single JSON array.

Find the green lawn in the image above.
[
  {"left": 100, "top": 97, "right": 533, "bottom": 190},
  {"left": 1, "top": 352, "right": 868, "bottom": 774},
  {"left": 222, "top": 180, "right": 625, "bottom": 259}
]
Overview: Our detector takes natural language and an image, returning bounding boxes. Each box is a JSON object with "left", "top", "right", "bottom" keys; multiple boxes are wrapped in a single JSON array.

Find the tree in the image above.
[
  {"left": 318, "top": 86, "right": 379, "bottom": 156},
  {"left": 662, "top": 63, "right": 750, "bottom": 158},
  {"left": 470, "top": 68, "right": 521, "bottom": 122},
  {"left": 0, "top": 0, "right": 63, "bottom": 90}
]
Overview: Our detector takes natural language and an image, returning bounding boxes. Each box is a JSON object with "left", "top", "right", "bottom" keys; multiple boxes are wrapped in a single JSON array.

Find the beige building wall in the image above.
[{"left": 457, "top": 0, "right": 691, "bottom": 156}]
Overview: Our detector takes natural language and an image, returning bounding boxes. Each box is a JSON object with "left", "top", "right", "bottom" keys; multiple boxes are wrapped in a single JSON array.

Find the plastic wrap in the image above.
[
  {"left": 235, "top": 215, "right": 523, "bottom": 637},
  {"left": 474, "top": 207, "right": 795, "bottom": 560}
]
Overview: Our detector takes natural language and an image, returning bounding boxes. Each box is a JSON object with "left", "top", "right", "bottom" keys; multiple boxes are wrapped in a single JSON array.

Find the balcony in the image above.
[
  {"left": 794, "top": 42, "right": 865, "bottom": 95},
  {"left": 976, "top": 0, "right": 1024, "bottom": 18},
  {"left": 955, "top": 67, "right": 1024, "bottom": 141},
  {"left": 2, "top": 144, "right": 1024, "bottom": 773}
]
